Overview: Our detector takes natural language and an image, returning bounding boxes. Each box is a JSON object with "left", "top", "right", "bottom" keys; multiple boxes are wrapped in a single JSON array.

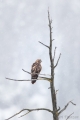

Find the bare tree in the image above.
[{"left": 5, "top": 10, "right": 76, "bottom": 120}]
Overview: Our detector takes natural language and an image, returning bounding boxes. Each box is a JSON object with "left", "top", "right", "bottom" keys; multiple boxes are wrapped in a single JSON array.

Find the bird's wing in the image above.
[
  {"left": 31, "top": 63, "right": 42, "bottom": 74},
  {"left": 31, "top": 63, "right": 37, "bottom": 73},
  {"left": 36, "top": 64, "right": 42, "bottom": 73}
]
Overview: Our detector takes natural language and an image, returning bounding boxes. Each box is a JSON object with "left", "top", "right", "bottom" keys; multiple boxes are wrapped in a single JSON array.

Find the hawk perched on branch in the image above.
[{"left": 31, "top": 59, "right": 42, "bottom": 84}]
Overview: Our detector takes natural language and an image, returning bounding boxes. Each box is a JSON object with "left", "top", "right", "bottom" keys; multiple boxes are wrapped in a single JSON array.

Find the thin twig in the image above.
[
  {"left": 22, "top": 69, "right": 51, "bottom": 76},
  {"left": 5, "top": 108, "right": 53, "bottom": 120},
  {"left": 70, "top": 101, "right": 76, "bottom": 106},
  {"left": 22, "top": 69, "right": 31, "bottom": 74},
  {"left": 48, "top": 9, "right": 51, "bottom": 26},
  {"left": 66, "top": 112, "right": 74, "bottom": 120},
  {"left": 19, "top": 111, "right": 29, "bottom": 118},
  {"left": 58, "top": 100, "right": 76, "bottom": 115},
  {"left": 52, "top": 39, "right": 55, "bottom": 41},
  {"left": 57, "top": 106, "right": 60, "bottom": 112},
  {"left": 54, "top": 53, "right": 61, "bottom": 68},
  {"left": 55, "top": 89, "right": 59, "bottom": 95},
  {"left": 48, "top": 86, "right": 51, "bottom": 89},
  {"left": 38, "top": 41, "right": 50, "bottom": 48}
]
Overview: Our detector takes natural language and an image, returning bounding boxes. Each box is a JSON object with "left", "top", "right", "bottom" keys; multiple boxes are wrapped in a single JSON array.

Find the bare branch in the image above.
[
  {"left": 57, "top": 106, "right": 60, "bottom": 112},
  {"left": 52, "top": 39, "right": 55, "bottom": 41},
  {"left": 55, "top": 89, "right": 59, "bottom": 95},
  {"left": 5, "top": 109, "right": 27, "bottom": 120},
  {"left": 38, "top": 41, "right": 50, "bottom": 48},
  {"left": 54, "top": 53, "right": 61, "bottom": 68},
  {"left": 22, "top": 69, "right": 31, "bottom": 74},
  {"left": 70, "top": 101, "right": 76, "bottom": 106},
  {"left": 48, "top": 86, "right": 51, "bottom": 89},
  {"left": 22, "top": 69, "right": 51, "bottom": 76},
  {"left": 58, "top": 100, "right": 76, "bottom": 115},
  {"left": 19, "top": 111, "right": 29, "bottom": 118},
  {"left": 48, "top": 9, "right": 51, "bottom": 25},
  {"left": 66, "top": 112, "right": 74, "bottom": 120},
  {"left": 6, "top": 77, "right": 52, "bottom": 82},
  {"left": 19, "top": 108, "right": 53, "bottom": 118},
  {"left": 48, "top": 9, "right": 52, "bottom": 26},
  {"left": 5, "top": 108, "right": 53, "bottom": 120},
  {"left": 6, "top": 78, "right": 37, "bottom": 82},
  {"left": 38, "top": 76, "right": 52, "bottom": 82}
]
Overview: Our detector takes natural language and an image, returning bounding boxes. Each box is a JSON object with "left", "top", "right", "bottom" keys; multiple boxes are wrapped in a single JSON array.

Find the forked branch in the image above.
[
  {"left": 58, "top": 100, "right": 76, "bottom": 115},
  {"left": 54, "top": 53, "right": 61, "bottom": 68},
  {"left": 5, "top": 108, "right": 53, "bottom": 120}
]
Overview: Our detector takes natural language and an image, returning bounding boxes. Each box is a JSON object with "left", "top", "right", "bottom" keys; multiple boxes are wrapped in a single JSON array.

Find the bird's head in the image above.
[{"left": 35, "top": 59, "right": 42, "bottom": 63}]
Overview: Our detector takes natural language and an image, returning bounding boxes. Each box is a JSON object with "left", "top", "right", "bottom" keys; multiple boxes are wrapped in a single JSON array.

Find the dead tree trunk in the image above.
[{"left": 48, "top": 10, "right": 58, "bottom": 120}]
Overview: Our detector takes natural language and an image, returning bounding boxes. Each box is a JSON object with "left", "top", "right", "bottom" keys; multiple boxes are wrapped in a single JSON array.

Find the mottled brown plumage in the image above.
[{"left": 31, "top": 59, "right": 42, "bottom": 84}]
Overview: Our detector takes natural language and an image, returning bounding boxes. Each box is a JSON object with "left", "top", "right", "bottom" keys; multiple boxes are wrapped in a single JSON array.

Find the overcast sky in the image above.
[{"left": 0, "top": 0, "right": 80, "bottom": 120}]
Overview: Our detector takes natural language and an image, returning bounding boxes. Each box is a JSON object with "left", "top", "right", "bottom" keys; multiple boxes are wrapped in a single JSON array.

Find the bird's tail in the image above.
[
  {"left": 31, "top": 80, "right": 36, "bottom": 84},
  {"left": 31, "top": 74, "right": 38, "bottom": 84}
]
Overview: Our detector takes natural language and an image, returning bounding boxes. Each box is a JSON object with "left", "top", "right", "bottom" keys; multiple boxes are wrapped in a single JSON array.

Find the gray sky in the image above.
[{"left": 0, "top": 0, "right": 80, "bottom": 120}]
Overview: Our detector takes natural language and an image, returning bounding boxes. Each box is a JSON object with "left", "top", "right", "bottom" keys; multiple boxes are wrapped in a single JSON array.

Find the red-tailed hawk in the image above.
[{"left": 31, "top": 59, "right": 42, "bottom": 84}]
